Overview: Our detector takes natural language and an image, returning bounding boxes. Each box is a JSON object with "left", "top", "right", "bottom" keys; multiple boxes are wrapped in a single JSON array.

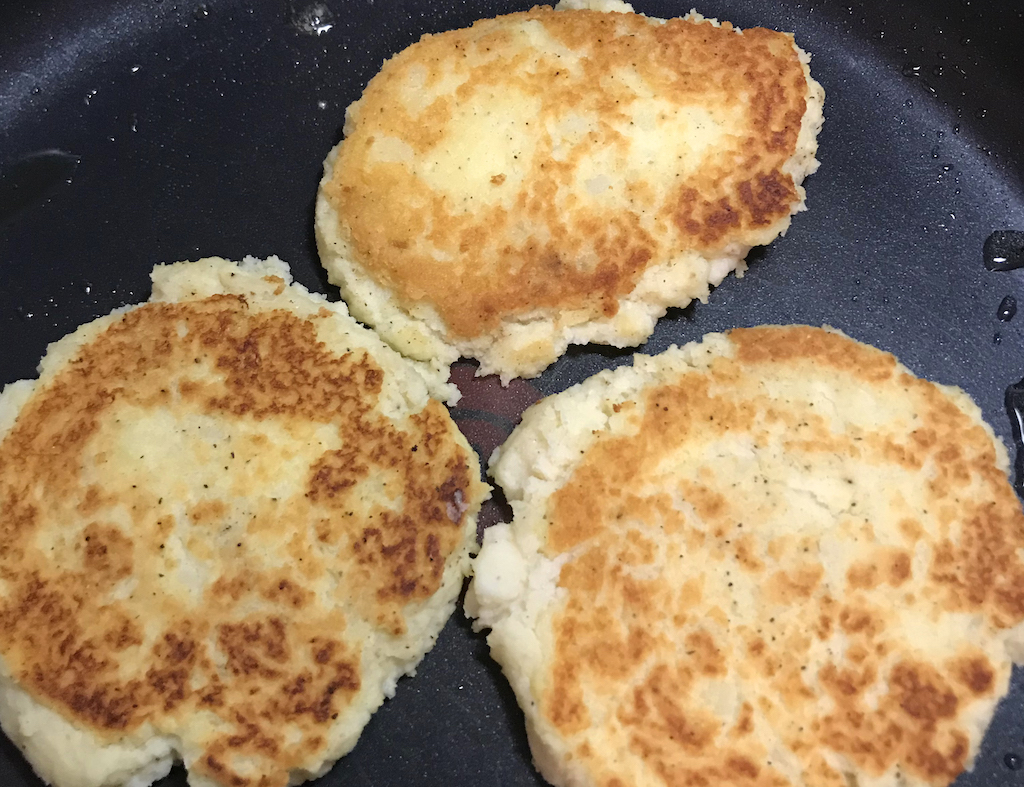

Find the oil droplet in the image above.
[
  {"left": 14, "top": 307, "right": 34, "bottom": 320},
  {"left": 195, "top": 3, "right": 209, "bottom": 17},
  {"left": 904, "top": 98, "right": 914, "bottom": 108},
  {"left": 0, "top": 150, "right": 80, "bottom": 226},
  {"left": 80, "top": 280, "right": 94, "bottom": 295},
  {"left": 902, "top": 63, "right": 922, "bottom": 77},
  {"left": 1005, "top": 753, "right": 1022, "bottom": 771},
  {"left": 932, "top": 65, "right": 944, "bottom": 77},
  {"left": 953, "top": 124, "right": 960, "bottom": 134},
  {"left": 316, "top": 99, "right": 328, "bottom": 110},
  {"left": 931, "top": 147, "right": 940, "bottom": 159},
  {"left": 31, "top": 86, "right": 41, "bottom": 95},
  {"left": 291, "top": 2, "right": 334, "bottom": 35},
  {"left": 84, "top": 88, "right": 97, "bottom": 105},
  {"left": 985, "top": 231, "right": 1024, "bottom": 272},
  {"left": 975, "top": 108, "right": 988, "bottom": 119},
  {"left": 995, "top": 332, "right": 1003, "bottom": 345},
  {"left": 999, "top": 296, "right": 1018, "bottom": 322}
]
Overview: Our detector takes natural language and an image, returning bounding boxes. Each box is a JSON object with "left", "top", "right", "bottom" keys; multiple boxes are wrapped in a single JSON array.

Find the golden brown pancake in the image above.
[
  {"left": 0, "top": 257, "right": 488, "bottom": 787},
  {"left": 468, "top": 325, "right": 1024, "bottom": 787},
  {"left": 316, "top": 3, "right": 824, "bottom": 383}
]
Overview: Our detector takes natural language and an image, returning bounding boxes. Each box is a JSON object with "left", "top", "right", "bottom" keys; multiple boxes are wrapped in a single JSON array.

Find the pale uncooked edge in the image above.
[
  {"left": 466, "top": 327, "right": 1024, "bottom": 787},
  {"left": 314, "top": 6, "right": 825, "bottom": 385},
  {"left": 0, "top": 256, "right": 478, "bottom": 787}
]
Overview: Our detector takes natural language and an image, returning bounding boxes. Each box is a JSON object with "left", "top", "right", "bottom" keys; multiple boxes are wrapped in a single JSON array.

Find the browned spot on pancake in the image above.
[
  {"left": 733, "top": 534, "right": 765, "bottom": 573},
  {"left": 727, "top": 754, "right": 760, "bottom": 779},
  {"left": 814, "top": 595, "right": 837, "bottom": 640},
  {"left": 891, "top": 661, "right": 958, "bottom": 721},
  {"left": 77, "top": 485, "right": 109, "bottom": 516},
  {"left": 765, "top": 564, "right": 824, "bottom": 604},
  {"left": 685, "top": 629, "right": 727, "bottom": 677},
  {"left": 219, "top": 618, "right": 290, "bottom": 680},
  {"left": 732, "top": 325, "right": 897, "bottom": 384},
  {"left": 622, "top": 664, "right": 717, "bottom": 754},
  {"left": 731, "top": 702, "right": 755, "bottom": 737},
  {"left": 103, "top": 613, "right": 144, "bottom": 652},
  {"left": 308, "top": 446, "right": 368, "bottom": 501},
  {"left": 679, "top": 479, "right": 731, "bottom": 525},
  {"left": 189, "top": 499, "right": 228, "bottom": 525},
  {"left": 324, "top": 9, "right": 812, "bottom": 339},
  {"left": 818, "top": 658, "right": 973, "bottom": 784},
  {"left": 618, "top": 529, "right": 656, "bottom": 564},
  {"left": 0, "top": 295, "right": 478, "bottom": 784},
  {"left": 838, "top": 602, "right": 885, "bottom": 638},
  {"left": 261, "top": 577, "right": 312, "bottom": 609},
  {"left": 546, "top": 623, "right": 591, "bottom": 734},
  {"left": 549, "top": 455, "right": 640, "bottom": 554},
  {"left": 907, "top": 732, "right": 970, "bottom": 784},
  {"left": 846, "top": 560, "right": 879, "bottom": 590},
  {"left": 82, "top": 523, "right": 134, "bottom": 583},
  {"left": 148, "top": 629, "right": 200, "bottom": 712},
  {"left": 949, "top": 653, "right": 995, "bottom": 697},
  {"left": 819, "top": 662, "right": 877, "bottom": 702},
  {"left": 818, "top": 710, "right": 906, "bottom": 778},
  {"left": 212, "top": 573, "right": 253, "bottom": 603},
  {"left": 885, "top": 548, "right": 912, "bottom": 586},
  {"left": 775, "top": 657, "right": 817, "bottom": 710}
]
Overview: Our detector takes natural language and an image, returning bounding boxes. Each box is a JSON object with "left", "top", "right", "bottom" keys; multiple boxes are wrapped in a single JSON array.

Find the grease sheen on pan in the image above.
[
  {"left": 0, "top": 257, "right": 488, "bottom": 787},
  {"left": 315, "top": 1, "right": 824, "bottom": 388},
  {"left": 467, "top": 325, "right": 1024, "bottom": 787}
]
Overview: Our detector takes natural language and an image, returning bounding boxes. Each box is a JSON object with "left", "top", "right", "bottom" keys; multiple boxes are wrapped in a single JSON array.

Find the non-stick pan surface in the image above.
[{"left": 2, "top": 0, "right": 1024, "bottom": 785}]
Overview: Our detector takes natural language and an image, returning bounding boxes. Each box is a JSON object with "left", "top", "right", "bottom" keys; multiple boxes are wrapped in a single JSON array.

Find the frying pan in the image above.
[{"left": 2, "top": 0, "right": 1023, "bottom": 785}]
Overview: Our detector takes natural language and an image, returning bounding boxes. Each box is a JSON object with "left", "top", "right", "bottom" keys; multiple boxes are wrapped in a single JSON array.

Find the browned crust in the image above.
[
  {"left": 539, "top": 326, "right": 1024, "bottom": 787},
  {"left": 323, "top": 8, "right": 811, "bottom": 338},
  {"left": 0, "top": 295, "right": 477, "bottom": 786}
]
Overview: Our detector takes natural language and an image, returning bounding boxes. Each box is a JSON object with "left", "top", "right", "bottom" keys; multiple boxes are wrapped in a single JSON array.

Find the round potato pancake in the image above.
[
  {"left": 315, "top": 3, "right": 824, "bottom": 384},
  {"left": 0, "top": 257, "right": 488, "bottom": 787},
  {"left": 467, "top": 325, "right": 1024, "bottom": 787}
]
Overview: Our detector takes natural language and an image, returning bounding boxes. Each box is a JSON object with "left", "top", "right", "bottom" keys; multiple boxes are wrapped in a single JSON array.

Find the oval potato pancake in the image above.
[
  {"left": 469, "top": 325, "right": 1024, "bottom": 787},
  {"left": 316, "top": 4, "right": 824, "bottom": 383},
  {"left": 0, "top": 257, "right": 488, "bottom": 787}
]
